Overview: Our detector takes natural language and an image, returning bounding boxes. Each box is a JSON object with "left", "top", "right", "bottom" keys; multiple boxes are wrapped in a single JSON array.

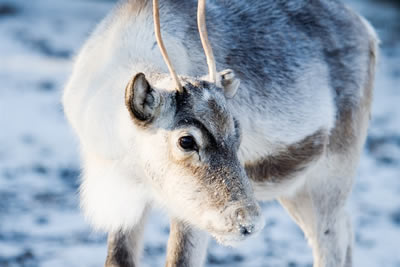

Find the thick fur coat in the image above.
[{"left": 63, "top": 0, "right": 378, "bottom": 266}]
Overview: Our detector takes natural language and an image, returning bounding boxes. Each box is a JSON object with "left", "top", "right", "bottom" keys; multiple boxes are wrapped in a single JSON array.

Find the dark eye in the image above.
[{"left": 178, "top": 136, "right": 198, "bottom": 151}]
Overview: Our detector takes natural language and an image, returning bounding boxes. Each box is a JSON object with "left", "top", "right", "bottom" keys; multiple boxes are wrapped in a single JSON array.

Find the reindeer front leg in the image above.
[
  {"left": 279, "top": 169, "right": 355, "bottom": 267},
  {"left": 105, "top": 209, "right": 148, "bottom": 267},
  {"left": 166, "top": 219, "right": 209, "bottom": 267}
]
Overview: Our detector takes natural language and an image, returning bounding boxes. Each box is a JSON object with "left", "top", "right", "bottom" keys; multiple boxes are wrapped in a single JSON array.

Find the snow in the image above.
[{"left": 0, "top": 0, "right": 399, "bottom": 266}]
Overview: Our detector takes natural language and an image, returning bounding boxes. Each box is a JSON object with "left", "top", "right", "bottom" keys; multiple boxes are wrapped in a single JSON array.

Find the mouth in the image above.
[{"left": 208, "top": 222, "right": 264, "bottom": 247}]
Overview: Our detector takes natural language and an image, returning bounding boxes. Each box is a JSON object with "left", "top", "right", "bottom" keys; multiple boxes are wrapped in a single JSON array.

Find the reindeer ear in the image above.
[
  {"left": 219, "top": 69, "right": 240, "bottom": 98},
  {"left": 125, "top": 73, "right": 161, "bottom": 123}
]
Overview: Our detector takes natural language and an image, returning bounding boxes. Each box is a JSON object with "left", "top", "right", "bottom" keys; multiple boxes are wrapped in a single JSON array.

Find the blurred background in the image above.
[{"left": 0, "top": 0, "right": 399, "bottom": 266}]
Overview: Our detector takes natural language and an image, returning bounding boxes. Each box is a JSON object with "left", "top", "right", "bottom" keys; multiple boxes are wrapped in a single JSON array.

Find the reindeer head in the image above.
[
  {"left": 125, "top": 70, "right": 262, "bottom": 244},
  {"left": 123, "top": 0, "right": 263, "bottom": 245}
]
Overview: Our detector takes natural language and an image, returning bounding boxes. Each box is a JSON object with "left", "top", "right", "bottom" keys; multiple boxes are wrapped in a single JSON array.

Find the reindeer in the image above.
[{"left": 62, "top": 0, "right": 378, "bottom": 266}]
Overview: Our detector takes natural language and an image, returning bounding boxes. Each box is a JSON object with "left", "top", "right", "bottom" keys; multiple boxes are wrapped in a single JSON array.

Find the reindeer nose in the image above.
[
  {"left": 239, "top": 224, "right": 254, "bottom": 236},
  {"left": 233, "top": 204, "right": 262, "bottom": 237}
]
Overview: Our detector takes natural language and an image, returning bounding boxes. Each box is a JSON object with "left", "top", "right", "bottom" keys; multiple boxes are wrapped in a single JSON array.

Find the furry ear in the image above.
[
  {"left": 219, "top": 69, "right": 240, "bottom": 98},
  {"left": 125, "top": 73, "right": 161, "bottom": 124}
]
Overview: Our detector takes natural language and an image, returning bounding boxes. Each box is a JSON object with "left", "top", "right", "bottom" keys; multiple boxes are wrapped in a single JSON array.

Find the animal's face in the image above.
[{"left": 125, "top": 71, "right": 263, "bottom": 244}]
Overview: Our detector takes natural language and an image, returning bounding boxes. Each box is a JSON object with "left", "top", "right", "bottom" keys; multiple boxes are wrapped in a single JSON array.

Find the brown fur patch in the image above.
[
  {"left": 166, "top": 220, "right": 196, "bottom": 267},
  {"left": 328, "top": 28, "right": 376, "bottom": 152},
  {"left": 105, "top": 210, "right": 147, "bottom": 267},
  {"left": 105, "top": 231, "right": 135, "bottom": 267},
  {"left": 178, "top": 160, "right": 249, "bottom": 209},
  {"left": 245, "top": 130, "right": 327, "bottom": 182}
]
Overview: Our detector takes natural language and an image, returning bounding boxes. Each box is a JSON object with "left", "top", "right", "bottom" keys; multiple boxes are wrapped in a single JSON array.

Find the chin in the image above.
[{"left": 210, "top": 231, "right": 257, "bottom": 247}]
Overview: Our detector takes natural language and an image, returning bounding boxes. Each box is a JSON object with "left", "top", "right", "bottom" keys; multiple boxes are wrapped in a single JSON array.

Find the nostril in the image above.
[
  {"left": 239, "top": 224, "right": 254, "bottom": 236},
  {"left": 229, "top": 204, "right": 262, "bottom": 238}
]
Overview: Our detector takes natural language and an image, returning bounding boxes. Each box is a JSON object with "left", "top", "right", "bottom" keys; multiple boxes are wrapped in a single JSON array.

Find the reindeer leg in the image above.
[
  {"left": 279, "top": 172, "right": 354, "bottom": 267},
  {"left": 105, "top": 208, "right": 148, "bottom": 267},
  {"left": 165, "top": 218, "right": 209, "bottom": 267}
]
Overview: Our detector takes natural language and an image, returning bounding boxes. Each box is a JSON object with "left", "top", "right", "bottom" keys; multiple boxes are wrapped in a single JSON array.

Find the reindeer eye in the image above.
[{"left": 178, "top": 136, "right": 198, "bottom": 151}]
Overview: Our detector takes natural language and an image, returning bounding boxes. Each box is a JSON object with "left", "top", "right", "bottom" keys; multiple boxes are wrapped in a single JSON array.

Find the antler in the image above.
[
  {"left": 197, "top": 0, "right": 218, "bottom": 84},
  {"left": 153, "top": 0, "right": 183, "bottom": 92}
]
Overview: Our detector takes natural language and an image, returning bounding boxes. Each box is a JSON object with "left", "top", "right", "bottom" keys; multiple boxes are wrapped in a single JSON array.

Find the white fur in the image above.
[
  {"left": 62, "top": 2, "right": 377, "bottom": 266},
  {"left": 234, "top": 61, "right": 335, "bottom": 163},
  {"left": 80, "top": 153, "right": 149, "bottom": 232},
  {"left": 62, "top": 6, "right": 193, "bottom": 231}
]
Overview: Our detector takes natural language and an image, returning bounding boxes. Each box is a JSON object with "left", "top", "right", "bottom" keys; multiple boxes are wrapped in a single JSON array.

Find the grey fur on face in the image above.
[{"left": 169, "top": 80, "right": 250, "bottom": 207}]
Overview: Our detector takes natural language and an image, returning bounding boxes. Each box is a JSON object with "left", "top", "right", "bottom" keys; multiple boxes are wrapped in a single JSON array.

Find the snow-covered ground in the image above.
[{"left": 0, "top": 0, "right": 399, "bottom": 266}]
